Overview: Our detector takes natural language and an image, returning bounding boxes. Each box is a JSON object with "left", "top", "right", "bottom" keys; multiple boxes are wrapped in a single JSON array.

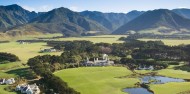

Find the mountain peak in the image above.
[{"left": 5, "top": 4, "right": 23, "bottom": 10}]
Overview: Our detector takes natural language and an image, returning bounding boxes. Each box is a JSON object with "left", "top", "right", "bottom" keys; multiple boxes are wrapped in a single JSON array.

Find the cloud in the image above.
[
  {"left": 38, "top": 5, "right": 53, "bottom": 12},
  {"left": 177, "top": 7, "right": 189, "bottom": 9},
  {"left": 21, "top": 5, "right": 35, "bottom": 11},
  {"left": 69, "top": 6, "right": 79, "bottom": 11},
  {"left": 21, "top": 5, "right": 53, "bottom": 12}
]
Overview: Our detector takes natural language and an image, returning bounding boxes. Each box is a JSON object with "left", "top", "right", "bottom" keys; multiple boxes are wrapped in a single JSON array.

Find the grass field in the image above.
[
  {"left": 0, "top": 42, "right": 62, "bottom": 62},
  {"left": 0, "top": 85, "right": 16, "bottom": 94},
  {"left": 55, "top": 67, "right": 139, "bottom": 94},
  {"left": 42, "top": 35, "right": 126, "bottom": 44},
  {"left": 0, "top": 33, "right": 63, "bottom": 41},
  {"left": 54, "top": 66, "right": 190, "bottom": 94},
  {"left": 150, "top": 82, "right": 190, "bottom": 94},
  {"left": 139, "top": 39, "right": 190, "bottom": 46}
]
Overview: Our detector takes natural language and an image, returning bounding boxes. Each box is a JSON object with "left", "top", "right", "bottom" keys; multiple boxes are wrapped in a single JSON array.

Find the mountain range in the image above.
[
  {"left": 0, "top": 4, "right": 190, "bottom": 36},
  {"left": 113, "top": 9, "right": 190, "bottom": 34}
]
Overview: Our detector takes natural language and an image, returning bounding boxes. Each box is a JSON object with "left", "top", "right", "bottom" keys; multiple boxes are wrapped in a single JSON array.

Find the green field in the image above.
[
  {"left": 0, "top": 42, "right": 62, "bottom": 62},
  {"left": 150, "top": 82, "right": 190, "bottom": 94},
  {"left": 55, "top": 66, "right": 190, "bottom": 94},
  {"left": 139, "top": 39, "right": 190, "bottom": 46},
  {"left": 42, "top": 35, "right": 126, "bottom": 44},
  {"left": 55, "top": 67, "right": 139, "bottom": 94},
  {"left": 0, "top": 85, "right": 16, "bottom": 94}
]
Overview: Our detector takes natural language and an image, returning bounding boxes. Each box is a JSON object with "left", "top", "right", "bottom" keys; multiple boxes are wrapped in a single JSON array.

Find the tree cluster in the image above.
[
  {"left": 0, "top": 52, "right": 20, "bottom": 62},
  {"left": 27, "top": 55, "right": 80, "bottom": 94}
]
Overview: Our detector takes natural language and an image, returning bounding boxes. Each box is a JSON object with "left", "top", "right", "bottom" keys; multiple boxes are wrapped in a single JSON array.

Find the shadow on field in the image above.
[
  {"left": 5, "top": 68, "right": 34, "bottom": 79},
  {"left": 174, "top": 65, "right": 190, "bottom": 72}
]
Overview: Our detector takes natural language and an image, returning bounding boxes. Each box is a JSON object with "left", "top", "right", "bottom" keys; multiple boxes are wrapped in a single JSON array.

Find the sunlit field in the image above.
[
  {"left": 42, "top": 35, "right": 126, "bottom": 44},
  {"left": 0, "top": 42, "right": 62, "bottom": 62},
  {"left": 55, "top": 67, "right": 139, "bottom": 94},
  {"left": 139, "top": 39, "right": 190, "bottom": 46}
]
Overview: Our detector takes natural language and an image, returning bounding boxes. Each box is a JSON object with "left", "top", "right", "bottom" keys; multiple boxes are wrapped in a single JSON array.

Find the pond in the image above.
[
  {"left": 140, "top": 76, "right": 185, "bottom": 84},
  {"left": 123, "top": 88, "right": 153, "bottom": 94},
  {"left": 123, "top": 76, "right": 186, "bottom": 94}
]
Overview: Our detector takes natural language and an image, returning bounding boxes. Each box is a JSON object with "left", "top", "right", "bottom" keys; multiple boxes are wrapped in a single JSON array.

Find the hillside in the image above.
[
  {"left": 0, "top": 5, "right": 109, "bottom": 37},
  {"left": 113, "top": 9, "right": 190, "bottom": 34},
  {"left": 173, "top": 8, "right": 190, "bottom": 19},
  {"left": 0, "top": 4, "right": 38, "bottom": 31},
  {"left": 80, "top": 10, "right": 143, "bottom": 31},
  {"left": 30, "top": 7, "right": 109, "bottom": 36}
]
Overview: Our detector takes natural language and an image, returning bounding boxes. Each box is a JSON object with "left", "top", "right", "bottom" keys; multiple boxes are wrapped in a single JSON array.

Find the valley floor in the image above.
[{"left": 0, "top": 34, "right": 190, "bottom": 94}]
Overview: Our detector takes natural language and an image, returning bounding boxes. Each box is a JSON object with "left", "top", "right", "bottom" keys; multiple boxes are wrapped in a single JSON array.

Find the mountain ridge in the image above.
[{"left": 112, "top": 9, "right": 190, "bottom": 34}]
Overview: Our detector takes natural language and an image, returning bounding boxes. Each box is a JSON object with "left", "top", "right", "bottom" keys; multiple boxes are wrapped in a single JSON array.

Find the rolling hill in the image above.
[{"left": 113, "top": 9, "right": 190, "bottom": 34}]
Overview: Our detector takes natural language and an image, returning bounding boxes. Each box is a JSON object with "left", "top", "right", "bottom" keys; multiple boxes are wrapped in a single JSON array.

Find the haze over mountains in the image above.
[{"left": 0, "top": 4, "right": 190, "bottom": 36}]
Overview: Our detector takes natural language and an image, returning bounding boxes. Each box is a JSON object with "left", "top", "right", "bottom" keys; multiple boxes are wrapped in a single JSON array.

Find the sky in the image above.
[{"left": 0, "top": 0, "right": 190, "bottom": 13}]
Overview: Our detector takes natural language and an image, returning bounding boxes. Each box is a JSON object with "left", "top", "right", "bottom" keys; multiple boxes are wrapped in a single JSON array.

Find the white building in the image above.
[
  {"left": 0, "top": 79, "right": 5, "bottom": 84},
  {"left": 16, "top": 83, "right": 40, "bottom": 94},
  {"left": 5, "top": 78, "right": 15, "bottom": 84},
  {"left": 137, "top": 65, "right": 154, "bottom": 70},
  {"left": 0, "top": 78, "right": 15, "bottom": 85},
  {"left": 84, "top": 54, "right": 114, "bottom": 66}
]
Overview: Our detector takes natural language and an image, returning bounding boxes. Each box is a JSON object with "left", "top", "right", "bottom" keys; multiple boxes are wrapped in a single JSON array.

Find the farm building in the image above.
[
  {"left": 0, "top": 78, "right": 15, "bottom": 85},
  {"left": 16, "top": 83, "right": 40, "bottom": 94}
]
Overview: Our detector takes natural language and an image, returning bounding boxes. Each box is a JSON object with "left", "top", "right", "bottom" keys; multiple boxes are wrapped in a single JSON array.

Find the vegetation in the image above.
[
  {"left": 0, "top": 52, "right": 20, "bottom": 63},
  {"left": 27, "top": 55, "right": 80, "bottom": 94}
]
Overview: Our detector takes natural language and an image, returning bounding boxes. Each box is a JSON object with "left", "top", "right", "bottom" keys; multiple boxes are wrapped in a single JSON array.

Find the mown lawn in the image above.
[
  {"left": 150, "top": 82, "right": 190, "bottom": 94},
  {"left": 157, "top": 69, "right": 190, "bottom": 79},
  {"left": 55, "top": 67, "right": 139, "bottom": 94}
]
